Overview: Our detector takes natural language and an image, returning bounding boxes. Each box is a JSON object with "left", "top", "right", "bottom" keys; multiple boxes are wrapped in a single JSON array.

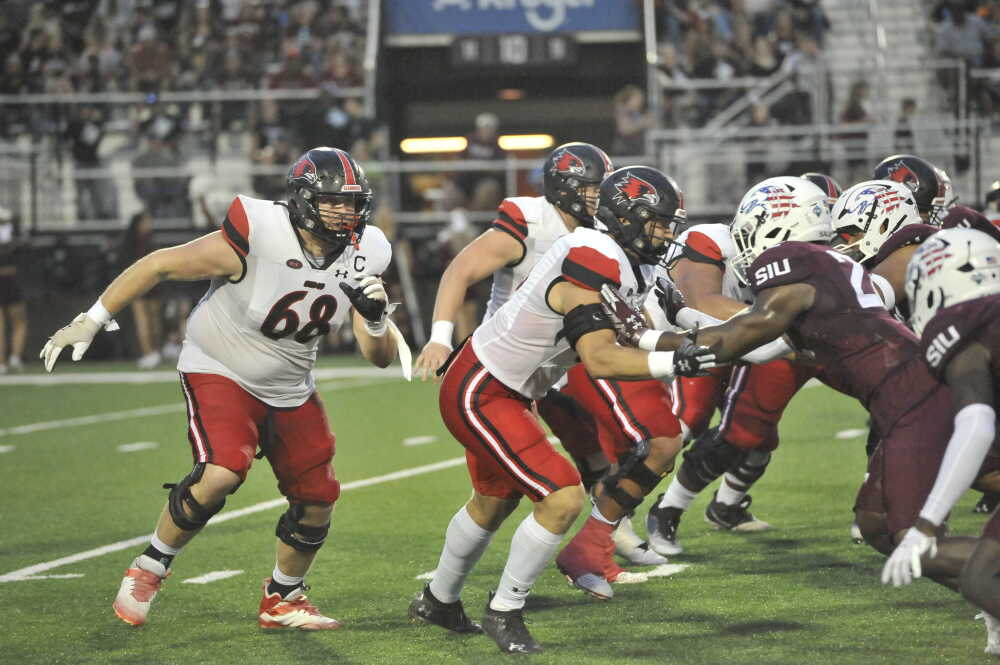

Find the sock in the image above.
[
  {"left": 716, "top": 475, "right": 748, "bottom": 506},
  {"left": 142, "top": 533, "right": 181, "bottom": 570},
  {"left": 267, "top": 566, "right": 305, "bottom": 598},
  {"left": 590, "top": 503, "right": 618, "bottom": 526},
  {"left": 491, "top": 514, "right": 563, "bottom": 612},
  {"left": 428, "top": 506, "right": 495, "bottom": 604},
  {"left": 659, "top": 476, "right": 698, "bottom": 510}
]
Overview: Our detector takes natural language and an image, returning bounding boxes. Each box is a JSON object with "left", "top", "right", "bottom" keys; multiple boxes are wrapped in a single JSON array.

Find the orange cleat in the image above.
[
  {"left": 112, "top": 557, "right": 170, "bottom": 626},
  {"left": 258, "top": 579, "right": 342, "bottom": 630}
]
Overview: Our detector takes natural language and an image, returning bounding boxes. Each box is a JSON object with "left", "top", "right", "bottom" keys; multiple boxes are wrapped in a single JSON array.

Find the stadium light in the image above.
[
  {"left": 498, "top": 134, "right": 555, "bottom": 151},
  {"left": 399, "top": 136, "right": 468, "bottom": 154}
]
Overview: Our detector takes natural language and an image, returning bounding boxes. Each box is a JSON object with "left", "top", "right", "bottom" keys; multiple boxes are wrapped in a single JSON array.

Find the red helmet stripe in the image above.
[{"left": 333, "top": 149, "right": 363, "bottom": 192}]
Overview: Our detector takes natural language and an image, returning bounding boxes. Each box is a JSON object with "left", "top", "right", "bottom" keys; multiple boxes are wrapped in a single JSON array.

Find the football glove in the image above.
[
  {"left": 673, "top": 327, "right": 718, "bottom": 377},
  {"left": 654, "top": 276, "right": 686, "bottom": 327},
  {"left": 599, "top": 283, "right": 649, "bottom": 347},
  {"left": 40, "top": 313, "right": 104, "bottom": 372},
  {"left": 881, "top": 526, "right": 937, "bottom": 587},
  {"left": 340, "top": 275, "right": 392, "bottom": 336}
]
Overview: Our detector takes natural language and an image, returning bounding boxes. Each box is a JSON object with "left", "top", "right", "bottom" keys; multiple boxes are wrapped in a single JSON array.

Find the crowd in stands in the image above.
[{"left": 932, "top": 1, "right": 1000, "bottom": 116}]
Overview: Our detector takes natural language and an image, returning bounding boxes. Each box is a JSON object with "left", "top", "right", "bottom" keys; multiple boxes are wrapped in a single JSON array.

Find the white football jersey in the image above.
[
  {"left": 485, "top": 196, "right": 574, "bottom": 319},
  {"left": 178, "top": 195, "right": 392, "bottom": 407},
  {"left": 473, "top": 227, "right": 655, "bottom": 400}
]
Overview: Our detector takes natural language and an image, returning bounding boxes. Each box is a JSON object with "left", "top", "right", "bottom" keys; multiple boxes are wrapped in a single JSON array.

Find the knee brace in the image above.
[
  {"left": 163, "top": 463, "right": 226, "bottom": 531},
  {"left": 276, "top": 503, "right": 331, "bottom": 553},
  {"left": 602, "top": 441, "right": 665, "bottom": 514},
  {"left": 682, "top": 428, "right": 745, "bottom": 487},
  {"left": 725, "top": 449, "right": 771, "bottom": 491}
]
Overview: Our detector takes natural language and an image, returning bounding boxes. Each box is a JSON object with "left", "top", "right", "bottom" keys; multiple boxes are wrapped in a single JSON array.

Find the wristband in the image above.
[
  {"left": 638, "top": 329, "right": 664, "bottom": 351},
  {"left": 430, "top": 320, "right": 455, "bottom": 348},
  {"left": 87, "top": 298, "right": 112, "bottom": 325},
  {"left": 365, "top": 320, "right": 389, "bottom": 338},
  {"left": 647, "top": 351, "right": 676, "bottom": 379}
]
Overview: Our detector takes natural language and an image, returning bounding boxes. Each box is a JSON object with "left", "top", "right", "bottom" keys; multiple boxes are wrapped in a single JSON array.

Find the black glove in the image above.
[
  {"left": 599, "top": 283, "right": 649, "bottom": 347},
  {"left": 339, "top": 276, "right": 387, "bottom": 323},
  {"left": 673, "top": 327, "right": 718, "bottom": 377},
  {"left": 654, "top": 276, "right": 687, "bottom": 327}
]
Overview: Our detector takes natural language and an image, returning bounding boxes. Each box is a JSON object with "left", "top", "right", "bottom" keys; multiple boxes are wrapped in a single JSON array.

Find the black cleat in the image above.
[
  {"left": 974, "top": 492, "right": 1000, "bottom": 514},
  {"left": 704, "top": 491, "right": 771, "bottom": 532},
  {"left": 646, "top": 493, "right": 684, "bottom": 555},
  {"left": 408, "top": 585, "right": 482, "bottom": 634},
  {"left": 482, "top": 597, "right": 543, "bottom": 654}
]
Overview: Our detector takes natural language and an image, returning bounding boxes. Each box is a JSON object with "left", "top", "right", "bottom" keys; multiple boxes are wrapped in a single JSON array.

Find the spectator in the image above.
[
  {"left": 454, "top": 112, "right": 504, "bottom": 210},
  {"left": 65, "top": 106, "right": 117, "bottom": 222},
  {"left": 0, "top": 207, "right": 27, "bottom": 373},
  {"left": 120, "top": 210, "right": 162, "bottom": 369},
  {"left": 935, "top": 1, "right": 992, "bottom": 101},
  {"left": 744, "top": 101, "right": 776, "bottom": 184},
  {"left": 132, "top": 135, "right": 190, "bottom": 221},
  {"left": 612, "top": 84, "right": 654, "bottom": 155},
  {"left": 839, "top": 80, "right": 872, "bottom": 183},
  {"left": 895, "top": 98, "right": 918, "bottom": 153},
  {"left": 128, "top": 25, "right": 172, "bottom": 93}
]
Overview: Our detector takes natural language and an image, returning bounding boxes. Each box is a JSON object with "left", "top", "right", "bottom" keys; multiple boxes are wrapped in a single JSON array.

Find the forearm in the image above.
[
  {"left": 98, "top": 253, "right": 169, "bottom": 315},
  {"left": 357, "top": 326, "right": 395, "bottom": 368},
  {"left": 685, "top": 292, "right": 746, "bottom": 320},
  {"left": 654, "top": 310, "right": 783, "bottom": 362},
  {"left": 919, "top": 403, "right": 997, "bottom": 526},
  {"left": 429, "top": 264, "right": 478, "bottom": 346},
  {"left": 668, "top": 307, "right": 792, "bottom": 363},
  {"left": 584, "top": 344, "right": 675, "bottom": 381}
]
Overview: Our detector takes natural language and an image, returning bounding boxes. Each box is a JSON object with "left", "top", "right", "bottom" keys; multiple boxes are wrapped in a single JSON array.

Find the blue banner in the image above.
[{"left": 385, "top": 0, "right": 641, "bottom": 35}]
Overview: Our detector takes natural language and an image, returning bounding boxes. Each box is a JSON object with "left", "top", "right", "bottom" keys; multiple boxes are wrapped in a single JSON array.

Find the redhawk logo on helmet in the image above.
[
  {"left": 291, "top": 156, "right": 317, "bottom": 183},
  {"left": 614, "top": 174, "right": 660, "bottom": 206},
  {"left": 552, "top": 150, "right": 586, "bottom": 176},
  {"left": 886, "top": 163, "right": 920, "bottom": 192}
]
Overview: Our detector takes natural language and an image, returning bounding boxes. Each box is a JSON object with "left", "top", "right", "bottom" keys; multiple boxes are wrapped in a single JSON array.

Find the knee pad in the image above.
[
  {"left": 602, "top": 441, "right": 665, "bottom": 514},
  {"left": 163, "top": 463, "right": 226, "bottom": 532},
  {"left": 276, "top": 503, "right": 331, "bottom": 553},
  {"left": 726, "top": 449, "right": 772, "bottom": 490},
  {"left": 682, "top": 428, "right": 745, "bottom": 487}
]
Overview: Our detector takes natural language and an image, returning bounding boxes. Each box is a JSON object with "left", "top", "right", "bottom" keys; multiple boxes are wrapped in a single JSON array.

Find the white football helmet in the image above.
[
  {"left": 930, "top": 166, "right": 958, "bottom": 226},
  {"left": 831, "top": 180, "right": 922, "bottom": 263},
  {"left": 730, "top": 176, "right": 832, "bottom": 285},
  {"left": 906, "top": 228, "right": 1000, "bottom": 336}
]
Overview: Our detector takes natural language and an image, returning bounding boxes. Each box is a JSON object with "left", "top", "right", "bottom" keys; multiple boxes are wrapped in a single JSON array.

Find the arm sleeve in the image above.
[
  {"left": 222, "top": 196, "right": 250, "bottom": 257},
  {"left": 919, "top": 403, "right": 997, "bottom": 526},
  {"left": 491, "top": 200, "right": 528, "bottom": 244},
  {"left": 676, "top": 306, "right": 792, "bottom": 363}
]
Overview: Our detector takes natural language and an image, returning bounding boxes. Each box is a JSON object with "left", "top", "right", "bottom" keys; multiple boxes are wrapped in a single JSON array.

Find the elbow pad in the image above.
[
  {"left": 870, "top": 273, "right": 896, "bottom": 311},
  {"left": 561, "top": 303, "right": 614, "bottom": 349}
]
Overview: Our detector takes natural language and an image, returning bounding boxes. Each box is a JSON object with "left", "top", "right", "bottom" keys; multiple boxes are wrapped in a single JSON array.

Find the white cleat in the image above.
[
  {"left": 564, "top": 572, "right": 613, "bottom": 600},
  {"left": 613, "top": 517, "right": 668, "bottom": 566},
  {"left": 258, "top": 579, "right": 342, "bottom": 630},
  {"left": 984, "top": 612, "right": 1000, "bottom": 656},
  {"left": 112, "top": 556, "right": 169, "bottom": 626},
  {"left": 850, "top": 520, "right": 864, "bottom": 544}
]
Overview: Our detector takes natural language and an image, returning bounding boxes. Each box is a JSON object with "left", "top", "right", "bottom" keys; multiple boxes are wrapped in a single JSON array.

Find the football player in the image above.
[
  {"left": 602, "top": 177, "right": 982, "bottom": 595},
  {"left": 873, "top": 154, "right": 954, "bottom": 226},
  {"left": 801, "top": 172, "right": 843, "bottom": 211},
  {"left": 41, "top": 147, "right": 399, "bottom": 630},
  {"left": 407, "top": 166, "right": 712, "bottom": 653},
  {"left": 883, "top": 228, "right": 1000, "bottom": 656},
  {"left": 411, "top": 143, "right": 662, "bottom": 566}
]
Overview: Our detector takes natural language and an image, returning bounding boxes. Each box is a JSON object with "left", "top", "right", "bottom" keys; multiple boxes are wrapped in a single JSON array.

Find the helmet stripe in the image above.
[{"left": 333, "top": 149, "right": 363, "bottom": 192}]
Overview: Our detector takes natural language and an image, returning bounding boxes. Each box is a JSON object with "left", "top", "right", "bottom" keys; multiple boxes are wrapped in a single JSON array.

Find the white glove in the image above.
[
  {"left": 881, "top": 526, "right": 938, "bottom": 587},
  {"left": 40, "top": 313, "right": 104, "bottom": 372}
]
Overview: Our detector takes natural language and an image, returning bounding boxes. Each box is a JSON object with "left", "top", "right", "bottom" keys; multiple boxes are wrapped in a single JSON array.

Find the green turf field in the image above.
[{"left": 0, "top": 359, "right": 992, "bottom": 665}]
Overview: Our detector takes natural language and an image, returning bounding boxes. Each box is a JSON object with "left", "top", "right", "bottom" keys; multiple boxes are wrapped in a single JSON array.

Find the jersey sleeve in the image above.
[
  {"left": 222, "top": 196, "right": 251, "bottom": 257},
  {"left": 941, "top": 205, "right": 1000, "bottom": 244},
  {"left": 919, "top": 299, "right": 993, "bottom": 379},
  {"left": 561, "top": 246, "right": 622, "bottom": 291},
  {"left": 682, "top": 230, "right": 725, "bottom": 269},
  {"left": 491, "top": 199, "right": 529, "bottom": 245},
  {"left": 748, "top": 242, "right": 820, "bottom": 295},
  {"left": 865, "top": 224, "right": 938, "bottom": 269},
  {"left": 364, "top": 226, "right": 393, "bottom": 275}
]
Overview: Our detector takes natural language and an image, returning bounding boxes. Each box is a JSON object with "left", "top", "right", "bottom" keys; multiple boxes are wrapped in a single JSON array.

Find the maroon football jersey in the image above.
[
  {"left": 864, "top": 223, "right": 938, "bottom": 270},
  {"left": 919, "top": 294, "right": 1000, "bottom": 395},
  {"left": 940, "top": 205, "right": 1000, "bottom": 244},
  {"left": 749, "top": 241, "right": 944, "bottom": 433}
]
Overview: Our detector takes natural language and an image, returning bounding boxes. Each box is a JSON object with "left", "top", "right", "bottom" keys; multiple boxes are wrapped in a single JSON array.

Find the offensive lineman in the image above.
[
  {"left": 407, "top": 166, "right": 712, "bottom": 653},
  {"left": 40, "top": 147, "right": 398, "bottom": 630}
]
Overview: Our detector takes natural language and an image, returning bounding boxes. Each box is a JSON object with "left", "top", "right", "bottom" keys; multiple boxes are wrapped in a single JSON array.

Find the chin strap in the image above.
[{"left": 387, "top": 316, "right": 412, "bottom": 382}]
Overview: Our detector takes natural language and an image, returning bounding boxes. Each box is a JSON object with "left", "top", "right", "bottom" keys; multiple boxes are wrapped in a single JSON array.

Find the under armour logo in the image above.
[
  {"left": 334, "top": 269, "right": 349, "bottom": 278},
  {"left": 677, "top": 360, "right": 692, "bottom": 373}
]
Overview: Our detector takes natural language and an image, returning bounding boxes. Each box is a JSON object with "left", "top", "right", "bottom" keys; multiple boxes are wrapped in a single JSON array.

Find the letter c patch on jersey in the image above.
[{"left": 562, "top": 246, "right": 622, "bottom": 291}]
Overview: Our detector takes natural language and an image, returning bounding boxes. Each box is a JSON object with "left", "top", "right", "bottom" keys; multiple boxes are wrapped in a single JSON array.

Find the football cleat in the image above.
[
  {"left": 555, "top": 522, "right": 616, "bottom": 599},
  {"left": 482, "top": 596, "right": 543, "bottom": 654},
  {"left": 647, "top": 495, "right": 684, "bottom": 555},
  {"left": 850, "top": 520, "right": 864, "bottom": 544},
  {"left": 974, "top": 492, "right": 1000, "bottom": 515},
  {"left": 258, "top": 579, "right": 342, "bottom": 630},
  {"left": 704, "top": 491, "right": 771, "bottom": 532},
  {"left": 984, "top": 612, "right": 1000, "bottom": 656},
  {"left": 112, "top": 556, "right": 170, "bottom": 627},
  {"left": 408, "top": 584, "right": 482, "bottom": 634},
  {"left": 613, "top": 516, "right": 668, "bottom": 566}
]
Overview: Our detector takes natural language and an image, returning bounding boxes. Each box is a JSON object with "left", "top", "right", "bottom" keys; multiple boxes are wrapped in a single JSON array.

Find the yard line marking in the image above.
[
  {"left": 415, "top": 570, "right": 435, "bottom": 580},
  {"left": 19, "top": 574, "right": 85, "bottom": 580},
  {"left": 0, "top": 445, "right": 15, "bottom": 453},
  {"left": 0, "top": 377, "right": 390, "bottom": 438},
  {"left": 117, "top": 441, "right": 159, "bottom": 453},
  {"left": 0, "top": 366, "right": 398, "bottom": 386},
  {"left": 183, "top": 570, "right": 244, "bottom": 584},
  {"left": 615, "top": 563, "right": 690, "bottom": 584},
  {"left": 403, "top": 435, "right": 436, "bottom": 446},
  {"left": 835, "top": 428, "right": 868, "bottom": 440},
  {"left": 0, "top": 456, "right": 466, "bottom": 583}
]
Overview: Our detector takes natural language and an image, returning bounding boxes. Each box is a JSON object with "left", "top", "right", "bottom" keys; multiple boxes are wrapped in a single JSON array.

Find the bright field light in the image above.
[
  {"left": 498, "top": 134, "right": 555, "bottom": 151},
  {"left": 399, "top": 136, "right": 468, "bottom": 154}
]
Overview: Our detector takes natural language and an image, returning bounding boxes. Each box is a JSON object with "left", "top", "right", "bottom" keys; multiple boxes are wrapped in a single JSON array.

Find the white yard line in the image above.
[
  {"left": 117, "top": 442, "right": 160, "bottom": 453},
  {"left": 183, "top": 570, "right": 244, "bottom": 584},
  {"left": 402, "top": 435, "right": 436, "bottom": 446},
  {"left": 0, "top": 456, "right": 465, "bottom": 583}
]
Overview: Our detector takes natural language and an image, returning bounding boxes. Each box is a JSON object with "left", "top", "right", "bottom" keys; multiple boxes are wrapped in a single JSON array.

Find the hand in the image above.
[
  {"left": 673, "top": 328, "right": 718, "bottom": 377},
  {"left": 654, "top": 276, "right": 686, "bottom": 327},
  {"left": 40, "top": 313, "right": 103, "bottom": 372},
  {"left": 599, "top": 283, "right": 649, "bottom": 347},
  {"left": 340, "top": 276, "right": 388, "bottom": 323},
  {"left": 414, "top": 341, "right": 452, "bottom": 382},
  {"left": 881, "top": 526, "right": 938, "bottom": 587}
]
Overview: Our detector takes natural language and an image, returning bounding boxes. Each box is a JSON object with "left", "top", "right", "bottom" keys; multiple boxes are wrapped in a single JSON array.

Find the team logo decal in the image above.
[
  {"left": 552, "top": 149, "right": 586, "bottom": 176},
  {"left": 290, "top": 156, "right": 317, "bottom": 184},
  {"left": 286, "top": 259, "right": 303, "bottom": 269},
  {"left": 614, "top": 173, "right": 660, "bottom": 206},
  {"left": 886, "top": 163, "right": 919, "bottom": 192}
]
